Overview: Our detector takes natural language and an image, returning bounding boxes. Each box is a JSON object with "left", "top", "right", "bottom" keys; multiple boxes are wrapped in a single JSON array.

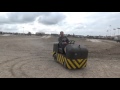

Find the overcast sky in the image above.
[{"left": 0, "top": 12, "right": 120, "bottom": 36}]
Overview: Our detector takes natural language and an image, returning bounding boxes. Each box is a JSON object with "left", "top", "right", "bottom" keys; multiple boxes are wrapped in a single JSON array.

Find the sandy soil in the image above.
[{"left": 0, "top": 35, "right": 120, "bottom": 78}]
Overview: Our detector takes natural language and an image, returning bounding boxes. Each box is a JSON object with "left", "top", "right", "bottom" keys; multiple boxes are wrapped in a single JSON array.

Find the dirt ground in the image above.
[{"left": 0, "top": 35, "right": 120, "bottom": 78}]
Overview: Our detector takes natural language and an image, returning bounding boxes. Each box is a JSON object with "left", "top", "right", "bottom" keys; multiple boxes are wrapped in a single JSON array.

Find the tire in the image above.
[
  {"left": 54, "top": 54, "right": 57, "bottom": 62},
  {"left": 63, "top": 62, "right": 67, "bottom": 68}
]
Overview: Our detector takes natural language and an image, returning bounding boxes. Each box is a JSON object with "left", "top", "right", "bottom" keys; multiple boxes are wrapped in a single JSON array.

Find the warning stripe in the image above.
[
  {"left": 55, "top": 53, "right": 87, "bottom": 69},
  {"left": 72, "top": 60, "right": 81, "bottom": 68},
  {"left": 63, "top": 56, "right": 65, "bottom": 63},
  {"left": 60, "top": 55, "right": 62, "bottom": 64},
  {"left": 63, "top": 56, "right": 65, "bottom": 64},
  {"left": 58, "top": 54, "right": 60, "bottom": 62},
  {"left": 57, "top": 54, "right": 60, "bottom": 62},
  {"left": 59, "top": 54, "right": 62, "bottom": 63},
  {"left": 61, "top": 55, "right": 64, "bottom": 64},
  {"left": 82, "top": 61, "right": 87, "bottom": 68},
  {"left": 59, "top": 54, "right": 61, "bottom": 63},
  {"left": 73, "top": 59, "right": 87, "bottom": 68},
  {"left": 52, "top": 51, "right": 55, "bottom": 55},
  {"left": 77, "top": 59, "right": 83, "bottom": 64},
  {"left": 52, "top": 51, "right": 54, "bottom": 54},
  {"left": 81, "top": 59, "right": 87, "bottom": 68},
  {"left": 65, "top": 58, "right": 71, "bottom": 69},
  {"left": 78, "top": 59, "right": 87, "bottom": 68},
  {"left": 67, "top": 59, "right": 76, "bottom": 69}
]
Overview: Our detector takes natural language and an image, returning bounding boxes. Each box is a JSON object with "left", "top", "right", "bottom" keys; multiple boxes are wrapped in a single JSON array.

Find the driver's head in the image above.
[{"left": 60, "top": 31, "right": 64, "bottom": 37}]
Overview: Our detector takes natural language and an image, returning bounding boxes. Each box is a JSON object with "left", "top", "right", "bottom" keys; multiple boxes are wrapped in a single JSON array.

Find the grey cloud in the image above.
[
  {"left": 0, "top": 12, "right": 46, "bottom": 24},
  {"left": 0, "top": 12, "right": 120, "bottom": 36},
  {"left": 85, "top": 12, "right": 120, "bottom": 30},
  {"left": 59, "top": 23, "right": 85, "bottom": 32},
  {"left": 0, "top": 16, "right": 10, "bottom": 24},
  {"left": 7, "top": 12, "right": 41, "bottom": 23},
  {"left": 38, "top": 12, "right": 66, "bottom": 25},
  {"left": 74, "top": 23, "right": 86, "bottom": 29},
  {"left": 0, "top": 12, "right": 66, "bottom": 25},
  {"left": 0, "top": 24, "right": 18, "bottom": 32},
  {"left": 64, "top": 12, "right": 120, "bottom": 36}
]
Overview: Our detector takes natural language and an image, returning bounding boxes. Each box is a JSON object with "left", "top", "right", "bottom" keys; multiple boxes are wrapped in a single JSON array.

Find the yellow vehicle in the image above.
[{"left": 52, "top": 40, "right": 88, "bottom": 69}]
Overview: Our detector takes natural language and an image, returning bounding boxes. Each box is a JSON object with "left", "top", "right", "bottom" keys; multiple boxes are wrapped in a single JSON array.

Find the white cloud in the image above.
[
  {"left": 38, "top": 12, "right": 66, "bottom": 25},
  {"left": 0, "top": 12, "right": 120, "bottom": 36}
]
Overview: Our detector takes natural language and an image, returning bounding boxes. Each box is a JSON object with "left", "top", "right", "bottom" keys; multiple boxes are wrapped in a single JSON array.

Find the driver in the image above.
[{"left": 58, "top": 31, "right": 69, "bottom": 53}]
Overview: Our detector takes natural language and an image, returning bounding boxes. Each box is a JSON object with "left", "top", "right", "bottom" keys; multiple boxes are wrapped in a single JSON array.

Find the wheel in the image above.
[
  {"left": 54, "top": 54, "right": 57, "bottom": 61},
  {"left": 63, "top": 62, "right": 67, "bottom": 68}
]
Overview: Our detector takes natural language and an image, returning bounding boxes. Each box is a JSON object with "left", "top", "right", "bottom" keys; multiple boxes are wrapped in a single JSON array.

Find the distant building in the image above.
[
  {"left": 74, "top": 35, "right": 84, "bottom": 38},
  {"left": 114, "top": 35, "right": 120, "bottom": 42},
  {"left": 36, "top": 32, "right": 45, "bottom": 36},
  {"left": 0, "top": 31, "right": 2, "bottom": 34},
  {"left": 51, "top": 33, "right": 59, "bottom": 36},
  {"left": 27, "top": 32, "right": 32, "bottom": 36},
  {"left": 45, "top": 34, "right": 51, "bottom": 36}
]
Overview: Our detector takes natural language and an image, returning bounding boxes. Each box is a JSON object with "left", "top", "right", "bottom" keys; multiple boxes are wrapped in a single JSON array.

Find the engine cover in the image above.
[{"left": 66, "top": 44, "right": 88, "bottom": 59}]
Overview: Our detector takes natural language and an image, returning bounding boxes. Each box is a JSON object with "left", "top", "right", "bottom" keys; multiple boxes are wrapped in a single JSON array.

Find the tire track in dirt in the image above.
[
  {"left": 0, "top": 36, "right": 53, "bottom": 78},
  {"left": 0, "top": 57, "right": 21, "bottom": 65},
  {"left": 10, "top": 59, "right": 32, "bottom": 78},
  {"left": 0, "top": 56, "right": 35, "bottom": 78},
  {"left": 1, "top": 36, "right": 119, "bottom": 78},
  {"left": 0, "top": 55, "right": 54, "bottom": 78}
]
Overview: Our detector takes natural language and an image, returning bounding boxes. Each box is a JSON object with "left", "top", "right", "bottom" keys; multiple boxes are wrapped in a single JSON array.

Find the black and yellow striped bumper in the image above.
[{"left": 53, "top": 52, "right": 87, "bottom": 69}]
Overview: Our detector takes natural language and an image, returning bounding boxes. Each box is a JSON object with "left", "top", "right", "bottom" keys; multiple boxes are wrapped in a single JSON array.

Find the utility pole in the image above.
[
  {"left": 23, "top": 27, "right": 24, "bottom": 35},
  {"left": 106, "top": 30, "right": 108, "bottom": 37},
  {"left": 117, "top": 28, "right": 120, "bottom": 35},
  {"left": 109, "top": 25, "right": 111, "bottom": 36},
  {"left": 113, "top": 29, "right": 116, "bottom": 37}
]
